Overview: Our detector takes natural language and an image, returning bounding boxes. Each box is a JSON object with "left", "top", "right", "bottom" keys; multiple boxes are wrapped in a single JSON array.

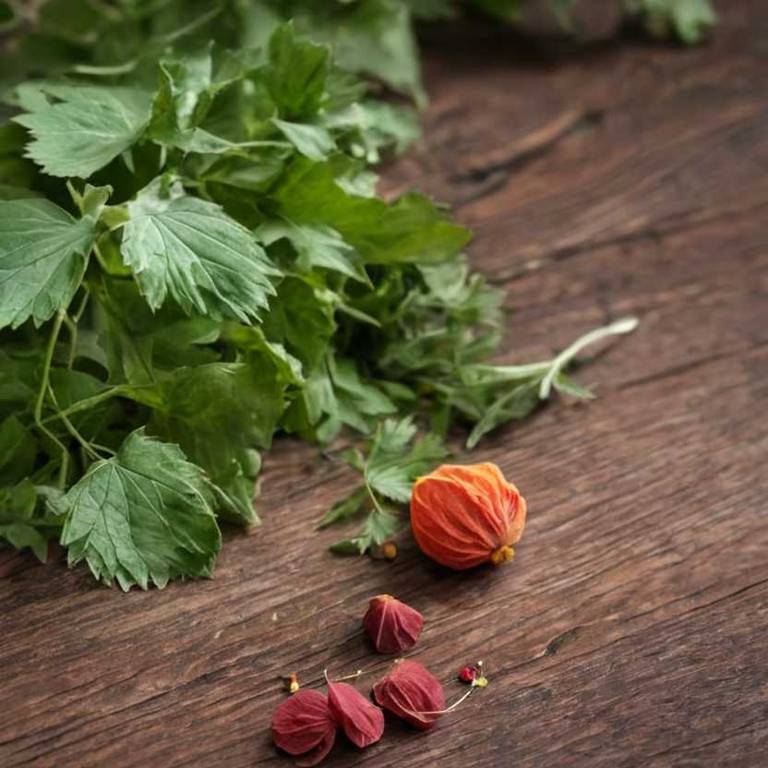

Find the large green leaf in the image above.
[
  {"left": 121, "top": 180, "right": 279, "bottom": 322},
  {"left": 270, "top": 158, "right": 470, "bottom": 265},
  {"left": 0, "top": 199, "right": 96, "bottom": 329},
  {"left": 14, "top": 84, "right": 152, "bottom": 178},
  {"left": 151, "top": 341, "right": 300, "bottom": 524},
  {"left": 57, "top": 429, "right": 221, "bottom": 590}
]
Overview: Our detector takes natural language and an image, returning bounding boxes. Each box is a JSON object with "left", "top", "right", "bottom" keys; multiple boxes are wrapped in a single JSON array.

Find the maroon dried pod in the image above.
[
  {"left": 372, "top": 660, "right": 445, "bottom": 730},
  {"left": 272, "top": 689, "right": 337, "bottom": 766},
  {"left": 327, "top": 681, "right": 385, "bottom": 748},
  {"left": 363, "top": 594, "right": 424, "bottom": 654}
]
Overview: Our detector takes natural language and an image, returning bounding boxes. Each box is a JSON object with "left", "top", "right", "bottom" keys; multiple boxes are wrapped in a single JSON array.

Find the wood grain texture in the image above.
[{"left": 2, "top": 1, "right": 768, "bottom": 766}]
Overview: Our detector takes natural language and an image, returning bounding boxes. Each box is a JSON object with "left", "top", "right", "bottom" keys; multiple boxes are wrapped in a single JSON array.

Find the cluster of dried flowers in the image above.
[
  {"left": 273, "top": 463, "right": 523, "bottom": 763},
  {"left": 272, "top": 596, "right": 487, "bottom": 765}
]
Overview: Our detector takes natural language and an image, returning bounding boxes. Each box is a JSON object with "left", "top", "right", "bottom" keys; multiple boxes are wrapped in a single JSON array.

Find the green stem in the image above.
[
  {"left": 65, "top": 287, "right": 91, "bottom": 368},
  {"left": 538, "top": 316, "right": 639, "bottom": 399},
  {"left": 364, "top": 477, "right": 386, "bottom": 517},
  {"left": 46, "top": 385, "right": 101, "bottom": 462},
  {"left": 39, "top": 384, "right": 151, "bottom": 426},
  {"left": 33, "top": 311, "right": 70, "bottom": 488}
]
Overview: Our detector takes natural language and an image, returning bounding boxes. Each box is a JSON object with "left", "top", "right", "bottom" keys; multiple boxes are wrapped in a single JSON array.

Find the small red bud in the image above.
[
  {"left": 327, "top": 681, "right": 384, "bottom": 749},
  {"left": 458, "top": 666, "right": 477, "bottom": 684},
  {"left": 363, "top": 594, "right": 424, "bottom": 654},
  {"left": 372, "top": 660, "right": 445, "bottom": 730},
  {"left": 381, "top": 541, "right": 397, "bottom": 560}
]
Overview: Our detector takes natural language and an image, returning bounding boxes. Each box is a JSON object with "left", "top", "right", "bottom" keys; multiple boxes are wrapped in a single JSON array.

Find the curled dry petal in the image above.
[
  {"left": 272, "top": 689, "right": 337, "bottom": 766},
  {"left": 411, "top": 463, "right": 527, "bottom": 570},
  {"left": 327, "top": 681, "right": 385, "bottom": 748},
  {"left": 372, "top": 660, "right": 445, "bottom": 730},
  {"left": 363, "top": 594, "right": 424, "bottom": 654}
]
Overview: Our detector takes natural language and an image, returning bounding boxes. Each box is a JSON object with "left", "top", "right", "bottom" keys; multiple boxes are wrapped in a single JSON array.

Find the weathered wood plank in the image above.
[{"left": 2, "top": 1, "right": 767, "bottom": 766}]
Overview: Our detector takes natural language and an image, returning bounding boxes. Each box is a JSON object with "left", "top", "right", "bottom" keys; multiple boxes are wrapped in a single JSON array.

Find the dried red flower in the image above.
[
  {"left": 363, "top": 594, "right": 424, "bottom": 654},
  {"left": 272, "top": 689, "right": 337, "bottom": 766},
  {"left": 372, "top": 660, "right": 445, "bottom": 730},
  {"left": 327, "top": 681, "right": 385, "bottom": 748},
  {"left": 411, "top": 463, "right": 527, "bottom": 570}
]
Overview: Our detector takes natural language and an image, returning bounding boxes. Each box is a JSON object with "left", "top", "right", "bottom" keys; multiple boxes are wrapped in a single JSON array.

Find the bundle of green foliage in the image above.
[{"left": 0, "top": 0, "right": 700, "bottom": 589}]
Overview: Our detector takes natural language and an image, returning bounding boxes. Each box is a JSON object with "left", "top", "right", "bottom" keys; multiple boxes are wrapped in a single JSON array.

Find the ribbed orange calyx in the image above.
[{"left": 410, "top": 462, "right": 527, "bottom": 571}]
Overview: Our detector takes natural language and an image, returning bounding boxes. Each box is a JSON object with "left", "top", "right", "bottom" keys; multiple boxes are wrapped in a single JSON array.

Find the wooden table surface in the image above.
[{"left": 3, "top": 2, "right": 767, "bottom": 766}]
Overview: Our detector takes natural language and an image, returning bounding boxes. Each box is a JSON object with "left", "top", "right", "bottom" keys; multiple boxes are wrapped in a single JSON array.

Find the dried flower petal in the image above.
[
  {"left": 363, "top": 594, "right": 424, "bottom": 654},
  {"left": 327, "top": 681, "right": 385, "bottom": 748},
  {"left": 411, "top": 463, "right": 527, "bottom": 570},
  {"left": 372, "top": 659, "right": 445, "bottom": 730},
  {"left": 295, "top": 730, "right": 335, "bottom": 768},
  {"left": 272, "top": 689, "right": 337, "bottom": 765}
]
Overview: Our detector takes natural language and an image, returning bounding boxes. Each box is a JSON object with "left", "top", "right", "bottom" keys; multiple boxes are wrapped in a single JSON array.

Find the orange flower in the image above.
[{"left": 410, "top": 463, "right": 527, "bottom": 570}]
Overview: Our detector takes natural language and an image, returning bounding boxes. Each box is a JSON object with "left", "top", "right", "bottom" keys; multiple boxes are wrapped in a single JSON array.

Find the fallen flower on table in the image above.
[
  {"left": 411, "top": 463, "right": 527, "bottom": 570},
  {"left": 372, "top": 659, "right": 446, "bottom": 730},
  {"left": 363, "top": 594, "right": 424, "bottom": 654},
  {"left": 272, "top": 689, "right": 337, "bottom": 766},
  {"left": 326, "top": 676, "right": 385, "bottom": 748}
]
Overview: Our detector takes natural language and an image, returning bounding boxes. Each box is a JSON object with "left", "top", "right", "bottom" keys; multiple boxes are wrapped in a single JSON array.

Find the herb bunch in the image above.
[{"left": 0, "top": 1, "right": 651, "bottom": 589}]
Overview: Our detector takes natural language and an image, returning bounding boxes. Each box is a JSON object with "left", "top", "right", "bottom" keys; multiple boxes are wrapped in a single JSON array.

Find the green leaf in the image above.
[
  {"left": 265, "top": 22, "right": 329, "bottom": 120},
  {"left": 553, "top": 372, "right": 595, "bottom": 399},
  {"left": 261, "top": 277, "right": 336, "bottom": 371},
  {"left": 151, "top": 351, "right": 297, "bottom": 524},
  {"left": 257, "top": 220, "right": 367, "bottom": 282},
  {"left": 0, "top": 415, "right": 37, "bottom": 486},
  {"left": 14, "top": 84, "right": 152, "bottom": 178},
  {"left": 57, "top": 428, "right": 221, "bottom": 590},
  {"left": 148, "top": 48, "right": 214, "bottom": 142},
  {"left": 300, "top": 0, "right": 423, "bottom": 99},
  {"left": 121, "top": 179, "right": 279, "bottom": 322},
  {"left": 324, "top": 417, "right": 447, "bottom": 554},
  {"left": 272, "top": 117, "right": 336, "bottom": 161},
  {"left": 365, "top": 418, "right": 448, "bottom": 503},
  {"left": 317, "top": 485, "right": 367, "bottom": 528},
  {"left": 329, "top": 504, "right": 401, "bottom": 556},
  {"left": 0, "top": 480, "right": 59, "bottom": 562},
  {"left": 465, "top": 381, "right": 540, "bottom": 449},
  {"left": 0, "top": 198, "right": 96, "bottom": 329},
  {"left": 271, "top": 159, "right": 471, "bottom": 265}
]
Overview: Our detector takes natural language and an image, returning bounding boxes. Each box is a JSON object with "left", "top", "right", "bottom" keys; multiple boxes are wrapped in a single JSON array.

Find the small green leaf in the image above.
[
  {"left": 14, "top": 84, "right": 152, "bottom": 178},
  {"left": 317, "top": 486, "right": 367, "bottom": 528},
  {"left": 0, "top": 480, "right": 60, "bottom": 562},
  {"left": 366, "top": 419, "right": 448, "bottom": 503},
  {"left": 553, "top": 372, "right": 595, "bottom": 399},
  {"left": 121, "top": 179, "right": 279, "bottom": 322},
  {"left": 272, "top": 117, "right": 336, "bottom": 161},
  {"left": 257, "top": 220, "right": 367, "bottom": 282},
  {"left": 265, "top": 22, "right": 329, "bottom": 120},
  {"left": 57, "top": 429, "right": 221, "bottom": 591},
  {"left": 0, "top": 198, "right": 96, "bottom": 329}
]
